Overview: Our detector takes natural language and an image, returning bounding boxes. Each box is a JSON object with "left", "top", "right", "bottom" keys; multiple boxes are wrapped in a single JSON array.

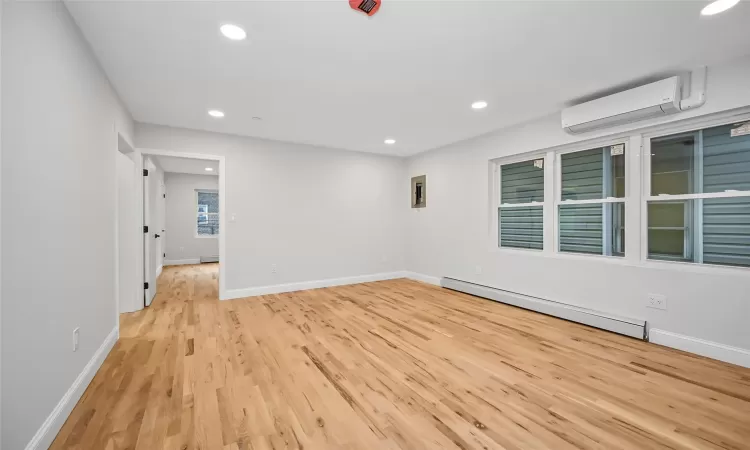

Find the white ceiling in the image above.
[
  {"left": 68, "top": 1, "right": 750, "bottom": 156},
  {"left": 154, "top": 155, "right": 219, "bottom": 176}
]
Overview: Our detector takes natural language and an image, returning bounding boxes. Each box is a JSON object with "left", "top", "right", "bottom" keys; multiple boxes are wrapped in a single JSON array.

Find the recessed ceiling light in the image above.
[
  {"left": 208, "top": 110, "right": 225, "bottom": 118},
  {"left": 205, "top": 167, "right": 214, "bottom": 172},
  {"left": 701, "top": 0, "right": 740, "bottom": 15},
  {"left": 252, "top": 117, "right": 262, "bottom": 121},
  {"left": 472, "top": 101, "right": 488, "bottom": 110},
  {"left": 384, "top": 139, "right": 396, "bottom": 145},
  {"left": 220, "top": 24, "right": 247, "bottom": 41}
]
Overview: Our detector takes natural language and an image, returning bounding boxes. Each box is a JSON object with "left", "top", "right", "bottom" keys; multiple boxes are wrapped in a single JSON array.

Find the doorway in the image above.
[{"left": 137, "top": 149, "right": 226, "bottom": 309}]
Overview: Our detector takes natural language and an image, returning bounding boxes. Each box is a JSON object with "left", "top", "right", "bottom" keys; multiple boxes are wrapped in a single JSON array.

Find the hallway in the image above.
[{"left": 50, "top": 265, "right": 750, "bottom": 450}]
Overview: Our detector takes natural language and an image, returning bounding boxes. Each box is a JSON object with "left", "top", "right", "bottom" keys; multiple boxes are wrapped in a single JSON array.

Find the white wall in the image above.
[
  {"left": 164, "top": 173, "right": 219, "bottom": 262},
  {"left": 405, "top": 56, "right": 750, "bottom": 352},
  {"left": 1, "top": 2, "right": 134, "bottom": 448},
  {"left": 117, "top": 151, "right": 138, "bottom": 313},
  {"left": 136, "top": 124, "right": 407, "bottom": 293},
  {"left": 0, "top": 0, "right": 4, "bottom": 445}
]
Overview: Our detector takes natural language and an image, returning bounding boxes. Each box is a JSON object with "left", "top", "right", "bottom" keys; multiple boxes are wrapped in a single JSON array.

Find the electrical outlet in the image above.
[
  {"left": 647, "top": 293, "right": 667, "bottom": 310},
  {"left": 73, "top": 327, "right": 80, "bottom": 352},
  {"left": 475, "top": 265, "right": 483, "bottom": 275},
  {"left": 271, "top": 264, "right": 277, "bottom": 274}
]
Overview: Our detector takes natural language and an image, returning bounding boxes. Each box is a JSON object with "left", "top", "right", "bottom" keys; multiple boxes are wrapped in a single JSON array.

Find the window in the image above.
[
  {"left": 646, "top": 123, "right": 750, "bottom": 267},
  {"left": 492, "top": 113, "right": 750, "bottom": 272},
  {"left": 196, "top": 190, "right": 219, "bottom": 237},
  {"left": 498, "top": 158, "right": 545, "bottom": 250},
  {"left": 557, "top": 144, "right": 625, "bottom": 257}
]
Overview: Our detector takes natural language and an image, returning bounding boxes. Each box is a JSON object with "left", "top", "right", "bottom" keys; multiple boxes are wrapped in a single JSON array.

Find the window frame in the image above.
[
  {"left": 489, "top": 107, "right": 750, "bottom": 275},
  {"left": 494, "top": 151, "right": 552, "bottom": 253},
  {"left": 195, "top": 189, "right": 219, "bottom": 239},
  {"left": 641, "top": 117, "right": 750, "bottom": 269},
  {"left": 554, "top": 140, "right": 629, "bottom": 258}
]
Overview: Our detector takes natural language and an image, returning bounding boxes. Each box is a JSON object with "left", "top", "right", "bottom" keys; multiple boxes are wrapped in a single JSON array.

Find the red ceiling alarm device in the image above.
[{"left": 350, "top": 0, "right": 381, "bottom": 16}]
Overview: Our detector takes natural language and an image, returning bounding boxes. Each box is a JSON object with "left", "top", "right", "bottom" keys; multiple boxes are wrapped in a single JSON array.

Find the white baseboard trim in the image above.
[
  {"left": 649, "top": 329, "right": 750, "bottom": 368},
  {"left": 403, "top": 271, "right": 442, "bottom": 286},
  {"left": 163, "top": 258, "right": 200, "bottom": 266},
  {"left": 156, "top": 264, "right": 163, "bottom": 278},
  {"left": 25, "top": 326, "right": 118, "bottom": 450},
  {"left": 222, "top": 271, "right": 409, "bottom": 300}
]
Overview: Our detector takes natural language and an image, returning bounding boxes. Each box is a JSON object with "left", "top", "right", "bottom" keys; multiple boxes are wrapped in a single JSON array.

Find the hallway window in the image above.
[{"left": 196, "top": 190, "right": 219, "bottom": 236}]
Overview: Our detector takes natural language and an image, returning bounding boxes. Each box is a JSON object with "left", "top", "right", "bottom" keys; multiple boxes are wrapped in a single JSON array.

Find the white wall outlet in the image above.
[
  {"left": 73, "top": 327, "right": 80, "bottom": 352},
  {"left": 180, "top": 246, "right": 185, "bottom": 252},
  {"left": 475, "top": 265, "right": 483, "bottom": 275},
  {"left": 647, "top": 293, "right": 667, "bottom": 310},
  {"left": 271, "top": 264, "right": 277, "bottom": 274}
]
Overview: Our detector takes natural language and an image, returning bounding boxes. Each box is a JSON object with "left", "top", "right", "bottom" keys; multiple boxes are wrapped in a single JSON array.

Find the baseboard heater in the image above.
[
  {"left": 441, "top": 277, "right": 646, "bottom": 340},
  {"left": 200, "top": 256, "right": 219, "bottom": 263}
]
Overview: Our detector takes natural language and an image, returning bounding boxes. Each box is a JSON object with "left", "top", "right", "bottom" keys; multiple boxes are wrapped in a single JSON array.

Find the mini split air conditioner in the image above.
[{"left": 562, "top": 76, "right": 685, "bottom": 134}]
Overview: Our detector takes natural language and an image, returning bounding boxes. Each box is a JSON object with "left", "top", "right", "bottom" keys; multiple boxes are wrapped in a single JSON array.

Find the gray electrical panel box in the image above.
[{"left": 411, "top": 175, "right": 426, "bottom": 208}]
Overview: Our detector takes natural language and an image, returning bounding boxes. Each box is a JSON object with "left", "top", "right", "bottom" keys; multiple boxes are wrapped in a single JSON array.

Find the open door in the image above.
[{"left": 143, "top": 158, "right": 159, "bottom": 306}]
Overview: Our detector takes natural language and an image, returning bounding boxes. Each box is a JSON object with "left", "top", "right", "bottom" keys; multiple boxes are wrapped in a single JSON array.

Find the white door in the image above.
[
  {"left": 143, "top": 158, "right": 159, "bottom": 306},
  {"left": 157, "top": 178, "right": 166, "bottom": 271}
]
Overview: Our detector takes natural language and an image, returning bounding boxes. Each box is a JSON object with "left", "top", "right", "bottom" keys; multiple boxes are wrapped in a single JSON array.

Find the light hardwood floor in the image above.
[{"left": 51, "top": 264, "right": 750, "bottom": 449}]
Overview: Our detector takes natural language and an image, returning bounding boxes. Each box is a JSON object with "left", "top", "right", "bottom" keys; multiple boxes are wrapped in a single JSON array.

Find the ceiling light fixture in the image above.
[
  {"left": 700, "top": 0, "right": 740, "bottom": 15},
  {"left": 384, "top": 138, "right": 396, "bottom": 145},
  {"left": 220, "top": 23, "right": 247, "bottom": 40},
  {"left": 205, "top": 167, "right": 214, "bottom": 172},
  {"left": 471, "top": 101, "right": 488, "bottom": 110},
  {"left": 208, "top": 109, "right": 225, "bottom": 118}
]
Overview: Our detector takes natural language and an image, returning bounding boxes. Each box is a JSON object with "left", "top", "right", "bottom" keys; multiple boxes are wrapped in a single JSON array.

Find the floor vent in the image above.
[
  {"left": 200, "top": 256, "right": 219, "bottom": 263},
  {"left": 441, "top": 277, "right": 646, "bottom": 340}
]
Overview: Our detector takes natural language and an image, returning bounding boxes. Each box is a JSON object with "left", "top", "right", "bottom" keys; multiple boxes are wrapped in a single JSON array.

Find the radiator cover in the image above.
[{"left": 441, "top": 277, "right": 646, "bottom": 340}]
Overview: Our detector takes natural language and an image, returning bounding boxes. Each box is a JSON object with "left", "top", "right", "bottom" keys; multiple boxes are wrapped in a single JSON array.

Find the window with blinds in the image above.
[
  {"left": 492, "top": 117, "right": 750, "bottom": 270},
  {"left": 558, "top": 145, "right": 625, "bottom": 257},
  {"left": 196, "top": 190, "right": 219, "bottom": 237},
  {"left": 647, "top": 123, "right": 750, "bottom": 267},
  {"left": 498, "top": 159, "right": 544, "bottom": 250}
]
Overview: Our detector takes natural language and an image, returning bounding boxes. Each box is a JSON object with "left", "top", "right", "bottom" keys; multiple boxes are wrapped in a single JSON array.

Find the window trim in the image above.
[
  {"left": 195, "top": 189, "right": 219, "bottom": 239},
  {"left": 494, "top": 152, "right": 550, "bottom": 252},
  {"left": 640, "top": 114, "right": 750, "bottom": 269},
  {"left": 489, "top": 107, "right": 750, "bottom": 275},
  {"left": 553, "top": 140, "right": 628, "bottom": 258}
]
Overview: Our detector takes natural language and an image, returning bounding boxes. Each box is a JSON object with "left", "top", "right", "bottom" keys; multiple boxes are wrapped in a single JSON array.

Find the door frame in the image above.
[
  {"left": 115, "top": 132, "right": 140, "bottom": 315},
  {"left": 134, "top": 148, "right": 227, "bottom": 307}
]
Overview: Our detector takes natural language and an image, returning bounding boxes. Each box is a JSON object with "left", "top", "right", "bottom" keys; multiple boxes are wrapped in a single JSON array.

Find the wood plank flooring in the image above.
[{"left": 51, "top": 264, "right": 750, "bottom": 449}]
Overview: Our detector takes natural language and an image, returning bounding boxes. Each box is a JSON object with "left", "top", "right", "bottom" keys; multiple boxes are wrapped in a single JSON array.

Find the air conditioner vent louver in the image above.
[{"left": 562, "top": 77, "right": 682, "bottom": 134}]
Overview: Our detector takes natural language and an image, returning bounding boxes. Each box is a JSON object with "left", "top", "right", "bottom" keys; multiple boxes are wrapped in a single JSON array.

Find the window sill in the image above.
[
  {"left": 489, "top": 246, "right": 750, "bottom": 276},
  {"left": 640, "top": 257, "right": 750, "bottom": 276},
  {"left": 493, "top": 247, "right": 631, "bottom": 265}
]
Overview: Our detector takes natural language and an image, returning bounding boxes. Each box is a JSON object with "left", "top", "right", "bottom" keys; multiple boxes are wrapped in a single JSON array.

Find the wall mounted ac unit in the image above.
[{"left": 562, "top": 76, "right": 683, "bottom": 134}]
